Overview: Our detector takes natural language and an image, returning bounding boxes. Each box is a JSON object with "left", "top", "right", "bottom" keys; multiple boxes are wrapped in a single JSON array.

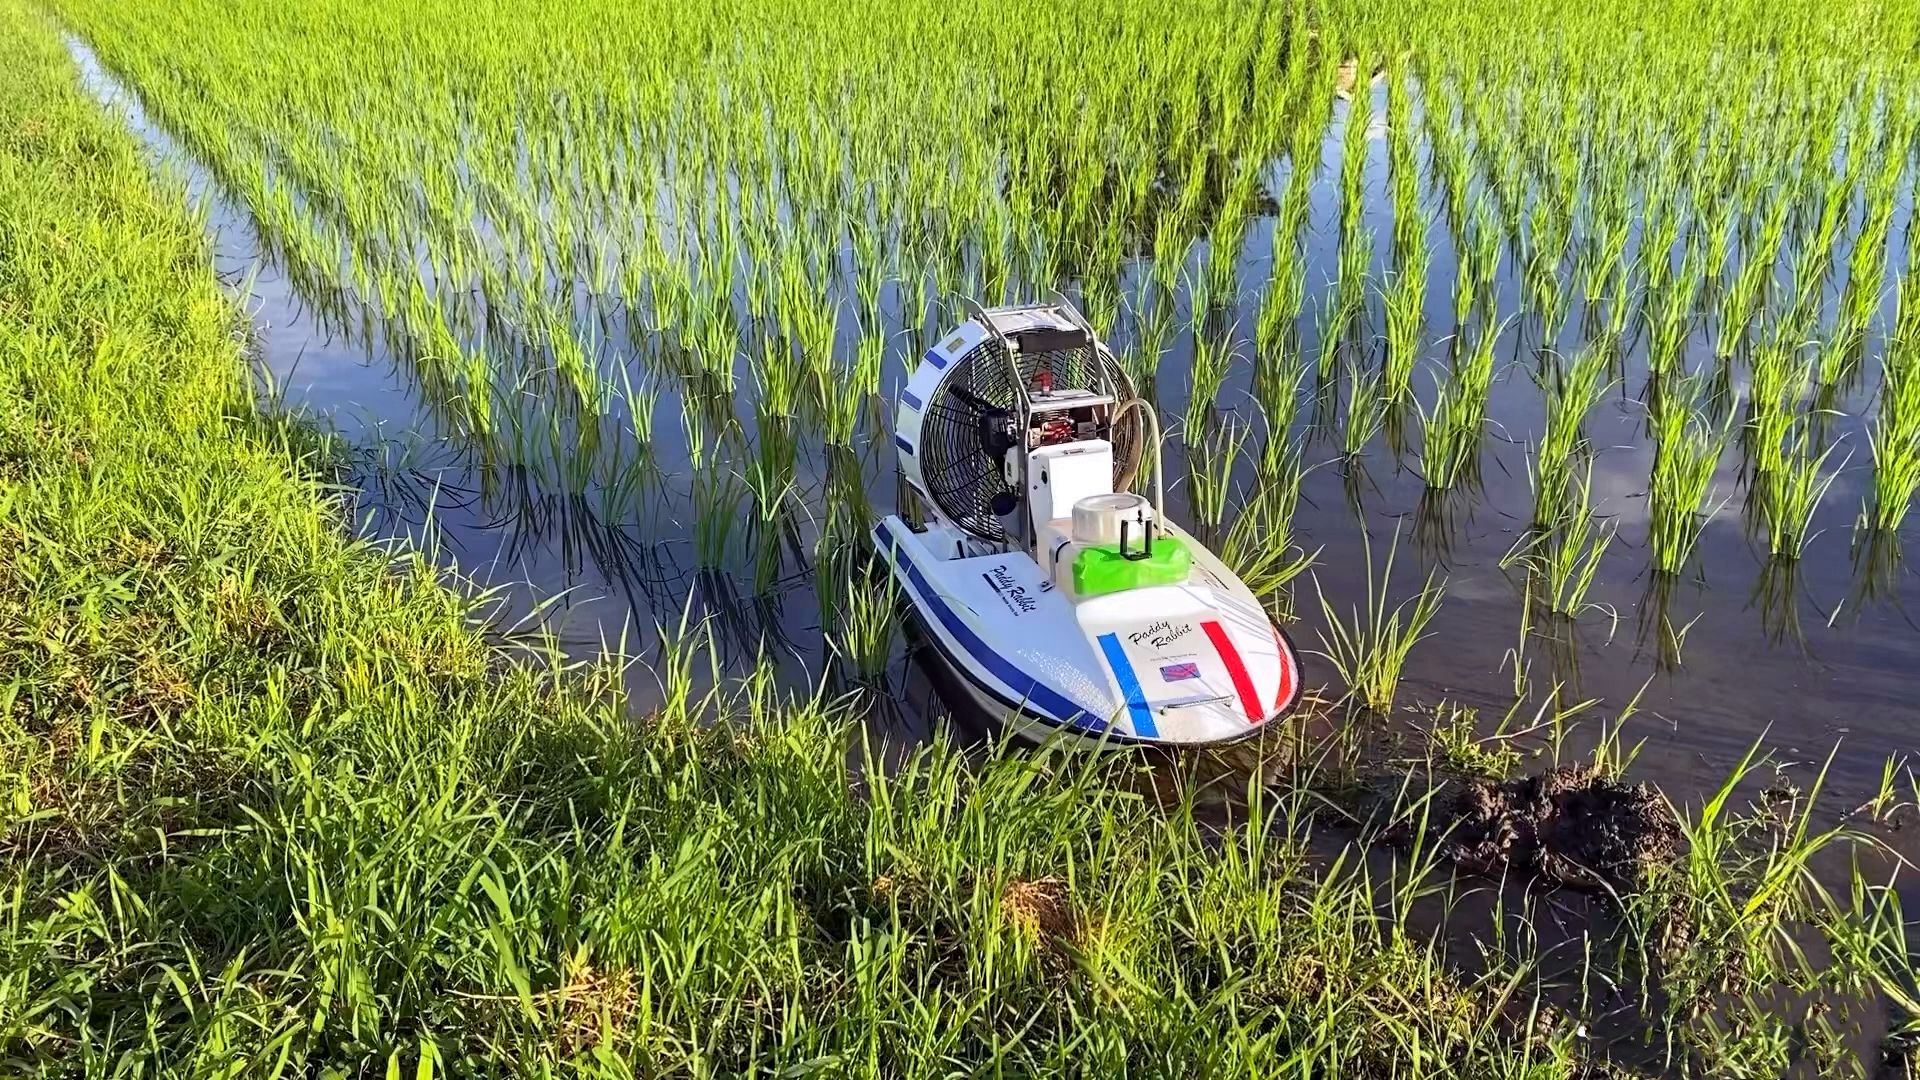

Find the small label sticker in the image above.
[
  {"left": 981, "top": 565, "right": 1038, "bottom": 615},
  {"left": 943, "top": 334, "right": 966, "bottom": 353},
  {"left": 1159, "top": 662, "right": 1201, "bottom": 682}
]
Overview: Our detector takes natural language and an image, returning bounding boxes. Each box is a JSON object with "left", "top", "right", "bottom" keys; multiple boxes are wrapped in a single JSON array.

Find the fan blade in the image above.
[
  {"left": 948, "top": 384, "right": 1003, "bottom": 413},
  {"left": 927, "top": 399, "right": 979, "bottom": 424}
]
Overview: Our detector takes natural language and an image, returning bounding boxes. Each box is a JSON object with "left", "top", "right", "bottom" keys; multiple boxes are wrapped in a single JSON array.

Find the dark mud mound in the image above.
[{"left": 1442, "top": 766, "right": 1682, "bottom": 894}]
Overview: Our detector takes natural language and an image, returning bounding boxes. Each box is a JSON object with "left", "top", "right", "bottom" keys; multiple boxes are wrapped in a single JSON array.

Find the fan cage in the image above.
[{"left": 916, "top": 334, "right": 1140, "bottom": 544}]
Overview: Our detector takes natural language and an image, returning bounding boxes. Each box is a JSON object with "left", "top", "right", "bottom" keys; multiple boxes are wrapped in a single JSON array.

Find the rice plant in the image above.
[
  {"left": 1219, "top": 445, "right": 1317, "bottom": 609},
  {"left": 1185, "top": 332, "right": 1231, "bottom": 444},
  {"left": 1502, "top": 464, "right": 1617, "bottom": 621},
  {"left": 830, "top": 552, "right": 901, "bottom": 680},
  {"left": 1185, "top": 416, "right": 1250, "bottom": 531},
  {"left": 1382, "top": 242, "right": 1429, "bottom": 403},
  {"left": 1312, "top": 527, "right": 1445, "bottom": 715},
  {"left": 1648, "top": 379, "right": 1730, "bottom": 574},
  {"left": 1418, "top": 321, "right": 1499, "bottom": 490},
  {"left": 1343, "top": 359, "right": 1385, "bottom": 458},
  {"left": 1759, "top": 435, "right": 1845, "bottom": 559},
  {"left": 1864, "top": 336, "right": 1920, "bottom": 531},
  {"left": 1531, "top": 339, "right": 1612, "bottom": 526}
]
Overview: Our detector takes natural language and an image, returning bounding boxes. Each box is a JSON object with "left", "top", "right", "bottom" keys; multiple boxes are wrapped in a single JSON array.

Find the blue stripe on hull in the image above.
[
  {"left": 873, "top": 524, "right": 1107, "bottom": 732},
  {"left": 1096, "top": 633, "right": 1158, "bottom": 738}
]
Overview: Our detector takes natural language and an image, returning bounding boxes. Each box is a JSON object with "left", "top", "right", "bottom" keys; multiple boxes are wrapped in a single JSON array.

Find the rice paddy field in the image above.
[
  {"left": 46, "top": 0, "right": 1920, "bottom": 798},
  {"left": 6, "top": 0, "right": 1920, "bottom": 1073}
]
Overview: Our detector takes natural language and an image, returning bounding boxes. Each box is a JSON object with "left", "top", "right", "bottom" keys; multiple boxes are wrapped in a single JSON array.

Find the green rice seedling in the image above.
[
  {"left": 1342, "top": 359, "right": 1385, "bottom": 458},
  {"left": 1866, "top": 423, "right": 1920, "bottom": 535},
  {"left": 1452, "top": 250, "right": 1482, "bottom": 335},
  {"left": 1502, "top": 464, "right": 1617, "bottom": 622},
  {"left": 1275, "top": 159, "right": 1314, "bottom": 257},
  {"left": 689, "top": 290, "right": 740, "bottom": 397},
  {"left": 1813, "top": 319, "right": 1866, "bottom": 394},
  {"left": 1865, "top": 344, "right": 1920, "bottom": 532},
  {"left": 1256, "top": 240, "right": 1307, "bottom": 364},
  {"left": 1314, "top": 288, "right": 1350, "bottom": 385},
  {"left": 1636, "top": 181, "right": 1684, "bottom": 303},
  {"left": 850, "top": 212, "right": 890, "bottom": 323},
  {"left": 750, "top": 332, "right": 804, "bottom": 423},
  {"left": 1522, "top": 194, "right": 1572, "bottom": 336},
  {"left": 1648, "top": 378, "right": 1730, "bottom": 574},
  {"left": 818, "top": 333, "right": 877, "bottom": 448},
  {"left": 1128, "top": 295, "right": 1174, "bottom": 388},
  {"left": 1746, "top": 334, "right": 1816, "bottom": 476},
  {"left": 1832, "top": 179, "right": 1897, "bottom": 361},
  {"left": 1338, "top": 55, "right": 1372, "bottom": 241},
  {"left": 1184, "top": 257, "right": 1216, "bottom": 338},
  {"left": 1185, "top": 416, "right": 1249, "bottom": 532},
  {"left": 1385, "top": 56, "right": 1421, "bottom": 254},
  {"left": 1253, "top": 341, "right": 1306, "bottom": 446},
  {"left": 1418, "top": 327, "right": 1495, "bottom": 492},
  {"left": 830, "top": 553, "right": 900, "bottom": 681},
  {"left": 1184, "top": 332, "right": 1231, "bottom": 444},
  {"left": 1787, "top": 163, "right": 1858, "bottom": 315},
  {"left": 745, "top": 412, "right": 798, "bottom": 591},
  {"left": 1716, "top": 194, "right": 1790, "bottom": 358},
  {"left": 1530, "top": 339, "right": 1612, "bottom": 526},
  {"left": 1205, "top": 192, "right": 1251, "bottom": 306},
  {"left": 1150, "top": 217, "right": 1190, "bottom": 301},
  {"left": 1382, "top": 240, "right": 1429, "bottom": 404},
  {"left": 1645, "top": 242, "right": 1706, "bottom": 377},
  {"left": 1081, "top": 265, "right": 1122, "bottom": 335},
  {"left": 1312, "top": 527, "right": 1445, "bottom": 715},
  {"left": 1334, "top": 226, "right": 1373, "bottom": 340},
  {"left": 1895, "top": 257, "right": 1920, "bottom": 359},
  {"left": 1459, "top": 202, "right": 1502, "bottom": 329},
  {"left": 1219, "top": 447, "right": 1317, "bottom": 611},
  {"left": 1577, "top": 165, "right": 1632, "bottom": 306}
]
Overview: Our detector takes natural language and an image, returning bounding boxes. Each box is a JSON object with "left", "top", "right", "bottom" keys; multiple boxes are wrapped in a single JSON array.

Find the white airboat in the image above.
[{"left": 873, "top": 300, "right": 1304, "bottom": 746}]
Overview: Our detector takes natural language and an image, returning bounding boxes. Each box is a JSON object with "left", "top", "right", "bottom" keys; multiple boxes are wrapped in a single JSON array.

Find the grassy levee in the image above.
[{"left": 0, "top": 4, "right": 1588, "bottom": 1076}]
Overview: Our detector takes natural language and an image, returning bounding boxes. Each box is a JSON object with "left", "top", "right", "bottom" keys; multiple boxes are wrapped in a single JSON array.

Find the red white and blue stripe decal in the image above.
[
  {"left": 1201, "top": 620, "right": 1264, "bottom": 723},
  {"left": 1270, "top": 627, "right": 1298, "bottom": 711},
  {"left": 1095, "top": 633, "right": 1158, "bottom": 738}
]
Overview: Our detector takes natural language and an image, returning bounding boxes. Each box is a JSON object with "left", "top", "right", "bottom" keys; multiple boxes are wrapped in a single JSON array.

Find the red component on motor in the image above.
[
  {"left": 1034, "top": 369, "right": 1054, "bottom": 394},
  {"left": 1036, "top": 417, "right": 1076, "bottom": 444}
]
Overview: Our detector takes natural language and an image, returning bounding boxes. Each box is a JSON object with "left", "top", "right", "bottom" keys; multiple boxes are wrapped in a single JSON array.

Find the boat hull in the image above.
[{"left": 874, "top": 515, "right": 1304, "bottom": 748}]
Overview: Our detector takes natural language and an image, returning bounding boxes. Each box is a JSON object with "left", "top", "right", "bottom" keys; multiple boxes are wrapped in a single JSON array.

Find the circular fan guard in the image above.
[{"left": 916, "top": 335, "right": 1141, "bottom": 543}]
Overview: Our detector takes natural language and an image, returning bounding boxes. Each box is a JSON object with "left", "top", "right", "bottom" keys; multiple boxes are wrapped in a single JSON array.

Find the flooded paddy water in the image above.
[{"left": 63, "top": 36, "right": 1920, "bottom": 820}]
